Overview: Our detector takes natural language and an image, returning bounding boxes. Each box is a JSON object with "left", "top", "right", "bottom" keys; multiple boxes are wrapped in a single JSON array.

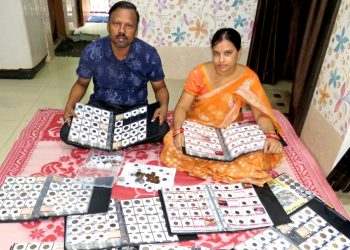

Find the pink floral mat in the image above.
[{"left": 0, "top": 109, "right": 347, "bottom": 249}]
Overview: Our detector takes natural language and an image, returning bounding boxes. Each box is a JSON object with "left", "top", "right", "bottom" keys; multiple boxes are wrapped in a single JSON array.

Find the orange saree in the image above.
[{"left": 161, "top": 65, "right": 285, "bottom": 186}]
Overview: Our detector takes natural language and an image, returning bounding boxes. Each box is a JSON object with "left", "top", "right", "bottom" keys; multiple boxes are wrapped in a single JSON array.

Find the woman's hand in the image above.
[
  {"left": 264, "top": 138, "right": 283, "bottom": 154},
  {"left": 173, "top": 133, "right": 185, "bottom": 151}
]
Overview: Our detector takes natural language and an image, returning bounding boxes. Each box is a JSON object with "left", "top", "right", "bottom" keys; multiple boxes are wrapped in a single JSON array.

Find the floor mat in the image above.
[
  {"left": 0, "top": 109, "right": 346, "bottom": 249},
  {"left": 55, "top": 33, "right": 100, "bottom": 57}
]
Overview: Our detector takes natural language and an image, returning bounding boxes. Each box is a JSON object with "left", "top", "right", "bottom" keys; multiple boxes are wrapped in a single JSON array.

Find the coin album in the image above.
[
  {"left": 10, "top": 242, "right": 65, "bottom": 250},
  {"left": 182, "top": 120, "right": 267, "bottom": 162},
  {"left": 158, "top": 183, "right": 288, "bottom": 234},
  {"left": 234, "top": 227, "right": 299, "bottom": 250},
  {"left": 268, "top": 173, "right": 316, "bottom": 215},
  {"left": 0, "top": 175, "right": 111, "bottom": 222},
  {"left": 10, "top": 242, "right": 119, "bottom": 250},
  {"left": 65, "top": 197, "right": 197, "bottom": 250},
  {"left": 67, "top": 103, "right": 148, "bottom": 151}
]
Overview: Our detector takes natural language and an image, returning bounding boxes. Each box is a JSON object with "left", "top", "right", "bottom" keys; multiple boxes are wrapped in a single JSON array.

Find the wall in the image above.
[
  {"left": 0, "top": 0, "right": 46, "bottom": 69},
  {"left": 107, "top": 0, "right": 258, "bottom": 78},
  {"left": 301, "top": 0, "right": 350, "bottom": 176}
]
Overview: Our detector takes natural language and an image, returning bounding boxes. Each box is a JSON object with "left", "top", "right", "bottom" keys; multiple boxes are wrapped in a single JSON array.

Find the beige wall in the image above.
[
  {"left": 301, "top": 0, "right": 350, "bottom": 175},
  {"left": 158, "top": 47, "right": 249, "bottom": 80},
  {"left": 301, "top": 107, "right": 343, "bottom": 176}
]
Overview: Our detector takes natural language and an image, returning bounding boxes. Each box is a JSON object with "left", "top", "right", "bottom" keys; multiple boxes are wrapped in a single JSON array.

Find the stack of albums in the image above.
[
  {"left": 182, "top": 120, "right": 267, "bottom": 162},
  {"left": 65, "top": 197, "right": 197, "bottom": 250},
  {"left": 68, "top": 103, "right": 148, "bottom": 151},
  {"left": 0, "top": 175, "right": 111, "bottom": 222}
]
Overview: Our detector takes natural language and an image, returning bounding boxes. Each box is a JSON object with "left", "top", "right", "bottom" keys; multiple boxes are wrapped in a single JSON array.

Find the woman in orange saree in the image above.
[{"left": 161, "top": 28, "right": 285, "bottom": 187}]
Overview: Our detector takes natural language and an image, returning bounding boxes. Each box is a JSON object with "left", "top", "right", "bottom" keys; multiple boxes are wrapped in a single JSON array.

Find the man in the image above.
[{"left": 60, "top": 1, "right": 169, "bottom": 147}]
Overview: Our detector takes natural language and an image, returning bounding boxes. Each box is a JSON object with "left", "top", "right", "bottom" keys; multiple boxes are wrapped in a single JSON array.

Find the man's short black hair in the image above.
[{"left": 109, "top": 1, "right": 140, "bottom": 27}]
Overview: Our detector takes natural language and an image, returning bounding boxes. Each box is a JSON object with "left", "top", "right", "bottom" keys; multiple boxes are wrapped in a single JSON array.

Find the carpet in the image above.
[
  {"left": 0, "top": 109, "right": 347, "bottom": 249},
  {"left": 55, "top": 33, "right": 99, "bottom": 57}
]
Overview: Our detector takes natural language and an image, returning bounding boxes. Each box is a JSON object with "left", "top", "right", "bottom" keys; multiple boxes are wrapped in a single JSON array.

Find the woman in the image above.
[{"left": 161, "top": 28, "right": 285, "bottom": 186}]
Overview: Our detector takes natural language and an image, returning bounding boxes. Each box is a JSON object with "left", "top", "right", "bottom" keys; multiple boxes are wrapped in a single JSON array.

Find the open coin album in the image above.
[
  {"left": 159, "top": 183, "right": 274, "bottom": 234},
  {"left": 68, "top": 103, "right": 148, "bottom": 151},
  {"left": 65, "top": 197, "right": 195, "bottom": 250},
  {"left": 234, "top": 227, "right": 299, "bottom": 250},
  {"left": 182, "top": 120, "right": 266, "bottom": 162},
  {"left": 268, "top": 173, "right": 317, "bottom": 214},
  {"left": 275, "top": 202, "right": 350, "bottom": 249},
  {"left": 0, "top": 175, "right": 111, "bottom": 222},
  {"left": 117, "top": 163, "right": 176, "bottom": 192}
]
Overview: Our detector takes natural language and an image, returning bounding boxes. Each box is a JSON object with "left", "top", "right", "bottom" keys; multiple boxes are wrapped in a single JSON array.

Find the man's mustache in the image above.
[{"left": 116, "top": 34, "right": 127, "bottom": 39}]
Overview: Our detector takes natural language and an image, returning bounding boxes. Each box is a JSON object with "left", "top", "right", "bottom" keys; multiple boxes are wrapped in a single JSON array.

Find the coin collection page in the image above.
[
  {"left": 234, "top": 227, "right": 299, "bottom": 250},
  {"left": 276, "top": 206, "right": 350, "bottom": 249},
  {"left": 67, "top": 103, "right": 148, "bottom": 151},
  {"left": 10, "top": 242, "right": 119, "bottom": 250},
  {"left": 117, "top": 163, "right": 176, "bottom": 192},
  {"left": 0, "top": 175, "right": 95, "bottom": 222},
  {"left": 138, "top": 244, "right": 210, "bottom": 250},
  {"left": 112, "top": 105, "right": 147, "bottom": 150},
  {"left": 10, "top": 242, "right": 64, "bottom": 250},
  {"left": 160, "top": 183, "right": 272, "bottom": 234},
  {"left": 65, "top": 199, "right": 127, "bottom": 250},
  {"left": 76, "top": 151, "right": 125, "bottom": 187},
  {"left": 120, "top": 197, "right": 179, "bottom": 246},
  {"left": 268, "top": 173, "right": 315, "bottom": 214},
  {"left": 68, "top": 103, "right": 113, "bottom": 150},
  {"left": 182, "top": 120, "right": 265, "bottom": 162}
]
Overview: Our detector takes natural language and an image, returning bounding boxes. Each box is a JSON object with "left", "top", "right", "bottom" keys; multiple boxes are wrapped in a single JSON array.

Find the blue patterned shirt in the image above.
[{"left": 77, "top": 37, "right": 165, "bottom": 105}]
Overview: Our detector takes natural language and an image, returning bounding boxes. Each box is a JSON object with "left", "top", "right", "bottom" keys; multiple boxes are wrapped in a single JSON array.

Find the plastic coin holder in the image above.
[
  {"left": 92, "top": 115, "right": 100, "bottom": 122},
  {"left": 130, "top": 122, "right": 138, "bottom": 129},
  {"left": 131, "top": 109, "right": 139, "bottom": 116},
  {"left": 101, "top": 117, "right": 109, "bottom": 124},
  {"left": 124, "top": 112, "right": 131, "bottom": 119},
  {"left": 75, "top": 110, "right": 84, "bottom": 118},
  {"left": 90, "top": 127, "right": 99, "bottom": 136},
  {"left": 122, "top": 131, "right": 130, "bottom": 139},
  {"left": 101, "top": 110, "right": 110, "bottom": 117},
  {"left": 115, "top": 120, "right": 123, "bottom": 127},
  {"left": 138, "top": 133, "right": 147, "bottom": 141},
  {"left": 139, "top": 119, "right": 147, "bottom": 126},
  {"left": 114, "top": 127, "right": 123, "bottom": 134}
]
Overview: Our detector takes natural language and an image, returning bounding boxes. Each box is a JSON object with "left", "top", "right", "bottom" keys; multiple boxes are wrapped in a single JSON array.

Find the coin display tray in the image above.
[
  {"left": 160, "top": 183, "right": 273, "bottom": 234},
  {"left": 68, "top": 103, "right": 147, "bottom": 151},
  {"left": 65, "top": 197, "right": 180, "bottom": 250},
  {"left": 182, "top": 120, "right": 266, "bottom": 162},
  {"left": 0, "top": 175, "right": 97, "bottom": 222}
]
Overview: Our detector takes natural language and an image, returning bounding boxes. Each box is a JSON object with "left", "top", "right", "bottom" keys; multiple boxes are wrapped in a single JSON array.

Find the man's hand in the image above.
[
  {"left": 63, "top": 106, "right": 76, "bottom": 126},
  {"left": 151, "top": 105, "right": 168, "bottom": 125}
]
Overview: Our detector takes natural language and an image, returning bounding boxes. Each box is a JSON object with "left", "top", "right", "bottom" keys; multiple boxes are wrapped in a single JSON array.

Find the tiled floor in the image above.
[{"left": 1, "top": 57, "right": 349, "bottom": 217}]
